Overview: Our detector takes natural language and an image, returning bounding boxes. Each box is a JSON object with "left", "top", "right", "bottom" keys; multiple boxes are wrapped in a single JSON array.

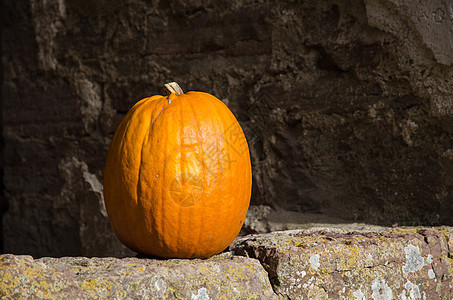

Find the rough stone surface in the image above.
[
  {"left": 231, "top": 227, "right": 453, "bottom": 299},
  {"left": 3, "top": 0, "right": 453, "bottom": 257},
  {"left": 0, "top": 253, "right": 277, "bottom": 299},
  {"left": 1, "top": 227, "right": 452, "bottom": 299}
]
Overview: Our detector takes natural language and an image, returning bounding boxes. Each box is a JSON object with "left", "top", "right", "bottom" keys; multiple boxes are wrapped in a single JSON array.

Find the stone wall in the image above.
[
  {"left": 2, "top": 0, "right": 453, "bottom": 257},
  {"left": 1, "top": 227, "right": 452, "bottom": 298}
]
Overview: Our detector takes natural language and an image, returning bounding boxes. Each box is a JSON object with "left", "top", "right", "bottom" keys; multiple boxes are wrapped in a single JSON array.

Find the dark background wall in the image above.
[
  {"left": 2, "top": 0, "right": 453, "bottom": 257},
  {"left": 0, "top": 0, "right": 5, "bottom": 254}
]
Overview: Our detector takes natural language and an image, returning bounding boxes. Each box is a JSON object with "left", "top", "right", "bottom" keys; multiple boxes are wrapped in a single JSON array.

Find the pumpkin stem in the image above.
[{"left": 163, "top": 82, "right": 184, "bottom": 96}]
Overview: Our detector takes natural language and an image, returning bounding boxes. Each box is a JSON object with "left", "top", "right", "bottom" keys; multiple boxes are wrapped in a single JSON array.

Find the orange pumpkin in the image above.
[{"left": 103, "top": 82, "right": 252, "bottom": 258}]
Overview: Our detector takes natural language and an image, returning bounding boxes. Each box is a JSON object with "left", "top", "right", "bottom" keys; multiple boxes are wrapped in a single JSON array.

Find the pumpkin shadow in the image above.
[{"left": 135, "top": 253, "right": 170, "bottom": 260}]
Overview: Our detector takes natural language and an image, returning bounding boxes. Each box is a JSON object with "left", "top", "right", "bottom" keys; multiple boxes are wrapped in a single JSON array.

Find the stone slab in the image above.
[
  {"left": 231, "top": 227, "right": 453, "bottom": 299},
  {"left": 0, "top": 253, "right": 277, "bottom": 299}
]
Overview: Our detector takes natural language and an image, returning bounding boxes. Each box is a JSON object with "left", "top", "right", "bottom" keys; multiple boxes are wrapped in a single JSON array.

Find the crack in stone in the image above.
[{"left": 231, "top": 243, "right": 282, "bottom": 295}]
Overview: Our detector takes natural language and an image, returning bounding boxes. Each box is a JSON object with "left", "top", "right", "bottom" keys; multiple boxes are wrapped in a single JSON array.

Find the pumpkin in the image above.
[{"left": 103, "top": 82, "right": 252, "bottom": 258}]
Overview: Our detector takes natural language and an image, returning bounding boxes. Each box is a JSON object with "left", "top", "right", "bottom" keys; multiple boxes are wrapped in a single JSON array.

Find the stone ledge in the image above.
[
  {"left": 232, "top": 226, "right": 453, "bottom": 299},
  {"left": 0, "top": 253, "right": 276, "bottom": 299},
  {"left": 1, "top": 227, "right": 452, "bottom": 299}
]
